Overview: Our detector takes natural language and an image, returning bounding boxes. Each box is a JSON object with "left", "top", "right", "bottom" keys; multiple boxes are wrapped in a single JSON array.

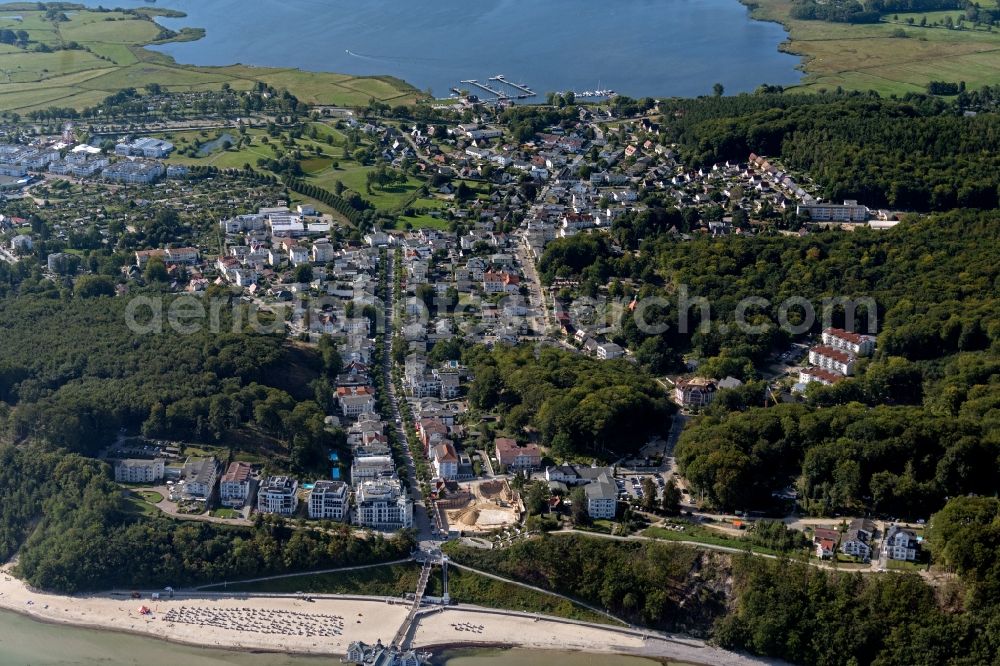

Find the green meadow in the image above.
[
  {"left": 0, "top": 4, "right": 424, "bottom": 112},
  {"left": 747, "top": 0, "right": 1000, "bottom": 95}
]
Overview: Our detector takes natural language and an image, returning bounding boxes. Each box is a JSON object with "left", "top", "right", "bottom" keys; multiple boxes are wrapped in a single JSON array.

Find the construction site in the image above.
[{"left": 436, "top": 479, "right": 522, "bottom": 534}]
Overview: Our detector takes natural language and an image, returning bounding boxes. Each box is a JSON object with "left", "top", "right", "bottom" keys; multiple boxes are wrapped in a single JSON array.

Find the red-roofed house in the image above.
[
  {"left": 483, "top": 270, "right": 505, "bottom": 294},
  {"left": 674, "top": 377, "right": 717, "bottom": 408},
  {"left": 822, "top": 327, "right": 876, "bottom": 357},
  {"left": 816, "top": 537, "right": 836, "bottom": 559},
  {"left": 808, "top": 345, "right": 857, "bottom": 376},
  {"left": 219, "top": 462, "right": 256, "bottom": 508},
  {"left": 431, "top": 440, "right": 459, "bottom": 481},
  {"left": 418, "top": 418, "right": 449, "bottom": 453},
  {"left": 495, "top": 438, "right": 541, "bottom": 473},
  {"left": 799, "top": 367, "right": 846, "bottom": 386}
]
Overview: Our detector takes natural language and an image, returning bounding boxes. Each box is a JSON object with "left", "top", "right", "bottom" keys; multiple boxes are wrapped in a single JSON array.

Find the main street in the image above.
[
  {"left": 515, "top": 234, "right": 551, "bottom": 335},
  {"left": 383, "top": 249, "right": 436, "bottom": 548}
]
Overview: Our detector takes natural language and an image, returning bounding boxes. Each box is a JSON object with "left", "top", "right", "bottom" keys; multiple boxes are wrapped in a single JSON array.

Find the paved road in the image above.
[
  {"left": 555, "top": 528, "right": 876, "bottom": 572},
  {"left": 0, "top": 247, "right": 18, "bottom": 264},
  {"left": 515, "top": 234, "right": 551, "bottom": 335},
  {"left": 384, "top": 249, "right": 436, "bottom": 546}
]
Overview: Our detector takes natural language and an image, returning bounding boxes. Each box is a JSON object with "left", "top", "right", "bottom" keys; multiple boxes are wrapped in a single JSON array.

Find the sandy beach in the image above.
[
  {"left": 0, "top": 566, "right": 407, "bottom": 655},
  {"left": 0, "top": 566, "right": 779, "bottom": 665},
  {"left": 413, "top": 606, "right": 781, "bottom": 666}
]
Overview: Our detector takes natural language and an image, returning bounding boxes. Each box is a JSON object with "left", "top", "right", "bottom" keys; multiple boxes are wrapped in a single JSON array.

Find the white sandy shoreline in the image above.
[{"left": 0, "top": 567, "right": 782, "bottom": 665}]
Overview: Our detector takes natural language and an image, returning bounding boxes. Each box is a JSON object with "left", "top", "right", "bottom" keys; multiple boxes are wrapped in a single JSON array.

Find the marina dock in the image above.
[
  {"left": 489, "top": 74, "right": 536, "bottom": 98},
  {"left": 458, "top": 74, "right": 536, "bottom": 100}
]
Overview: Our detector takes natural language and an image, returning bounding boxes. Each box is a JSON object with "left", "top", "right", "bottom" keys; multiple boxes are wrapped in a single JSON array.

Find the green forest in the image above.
[
  {"left": 502, "top": 207, "right": 999, "bottom": 521},
  {"left": 463, "top": 345, "right": 674, "bottom": 460},
  {"left": 540, "top": 208, "right": 997, "bottom": 378},
  {"left": 662, "top": 93, "right": 1000, "bottom": 210},
  {"left": 0, "top": 445, "right": 411, "bottom": 593},
  {"left": 445, "top": 529, "right": 1000, "bottom": 665},
  {"left": 0, "top": 289, "right": 409, "bottom": 593},
  {"left": 653, "top": 210, "right": 999, "bottom": 518},
  {"left": 675, "top": 398, "right": 996, "bottom": 516},
  {"left": 789, "top": 0, "right": 963, "bottom": 23},
  {"left": 444, "top": 535, "right": 726, "bottom": 633},
  {"left": 0, "top": 292, "right": 343, "bottom": 474}
]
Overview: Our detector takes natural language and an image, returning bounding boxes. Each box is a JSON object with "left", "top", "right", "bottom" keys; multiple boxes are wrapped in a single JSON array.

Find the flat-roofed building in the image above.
[
  {"left": 257, "top": 475, "right": 299, "bottom": 515},
  {"left": 308, "top": 480, "right": 349, "bottom": 520},
  {"left": 796, "top": 199, "right": 868, "bottom": 222},
  {"left": 115, "top": 458, "right": 165, "bottom": 483},
  {"left": 350, "top": 454, "right": 396, "bottom": 486},
  {"left": 355, "top": 479, "right": 412, "bottom": 530}
]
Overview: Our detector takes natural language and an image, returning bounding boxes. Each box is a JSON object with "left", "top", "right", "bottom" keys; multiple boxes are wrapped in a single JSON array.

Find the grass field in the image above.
[
  {"left": 0, "top": 5, "right": 425, "bottom": 112},
  {"left": 309, "top": 163, "right": 423, "bottom": 211},
  {"left": 642, "top": 522, "right": 791, "bottom": 557},
  {"left": 398, "top": 197, "right": 452, "bottom": 229},
  {"left": 209, "top": 507, "right": 241, "bottom": 519},
  {"left": 124, "top": 494, "right": 160, "bottom": 517},
  {"left": 746, "top": 0, "right": 1000, "bottom": 94},
  {"left": 137, "top": 490, "right": 164, "bottom": 504}
]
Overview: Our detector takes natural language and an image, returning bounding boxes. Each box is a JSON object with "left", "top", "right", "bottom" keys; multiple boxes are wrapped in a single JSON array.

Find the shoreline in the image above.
[
  {"left": 0, "top": 569, "right": 782, "bottom": 666},
  {"left": 424, "top": 642, "right": 708, "bottom": 666},
  {"left": 736, "top": 0, "right": 812, "bottom": 82},
  {"left": 68, "top": 0, "right": 796, "bottom": 102},
  {"left": 101, "top": 1, "right": 428, "bottom": 101},
  {"left": 0, "top": 567, "right": 406, "bottom": 657}
]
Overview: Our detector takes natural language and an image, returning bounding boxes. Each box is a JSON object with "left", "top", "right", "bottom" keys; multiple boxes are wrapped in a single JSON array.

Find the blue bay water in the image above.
[{"left": 78, "top": 0, "right": 801, "bottom": 98}]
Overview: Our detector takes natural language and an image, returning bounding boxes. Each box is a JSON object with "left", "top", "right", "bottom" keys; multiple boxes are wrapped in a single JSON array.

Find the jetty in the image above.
[
  {"left": 489, "top": 74, "right": 536, "bottom": 98},
  {"left": 460, "top": 79, "right": 506, "bottom": 99},
  {"left": 459, "top": 75, "right": 536, "bottom": 100}
]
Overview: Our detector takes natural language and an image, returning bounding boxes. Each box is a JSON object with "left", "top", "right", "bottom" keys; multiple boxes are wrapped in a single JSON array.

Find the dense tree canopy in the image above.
[
  {"left": 0, "top": 293, "right": 337, "bottom": 474},
  {"left": 676, "top": 398, "right": 997, "bottom": 516},
  {"left": 464, "top": 345, "right": 674, "bottom": 460},
  {"left": 789, "top": 0, "right": 963, "bottom": 23},
  {"left": 716, "top": 556, "right": 1000, "bottom": 665},
  {"left": 445, "top": 535, "right": 726, "bottom": 632},
  {"left": 0, "top": 445, "right": 411, "bottom": 593},
  {"left": 663, "top": 94, "right": 1000, "bottom": 210},
  {"left": 928, "top": 497, "right": 1000, "bottom": 608}
]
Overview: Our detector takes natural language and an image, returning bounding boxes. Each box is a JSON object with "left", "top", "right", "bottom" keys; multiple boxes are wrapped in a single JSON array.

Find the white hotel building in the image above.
[
  {"left": 808, "top": 345, "right": 857, "bottom": 376},
  {"left": 257, "top": 476, "right": 299, "bottom": 515},
  {"left": 821, "top": 327, "right": 876, "bottom": 357},
  {"left": 114, "top": 458, "right": 165, "bottom": 483},
  {"left": 308, "top": 480, "right": 349, "bottom": 520},
  {"left": 354, "top": 479, "right": 412, "bottom": 530}
]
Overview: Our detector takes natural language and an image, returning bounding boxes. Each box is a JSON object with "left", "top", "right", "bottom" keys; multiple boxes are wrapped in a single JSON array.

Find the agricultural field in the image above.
[
  {"left": 747, "top": 0, "right": 1000, "bottom": 94},
  {"left": 0, "top": 5, "right": 424, "bottom": 112}
]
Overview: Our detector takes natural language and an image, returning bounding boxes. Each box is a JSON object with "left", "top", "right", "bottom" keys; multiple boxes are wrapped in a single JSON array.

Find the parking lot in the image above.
[{"left": 616, "top": 472, "right": 669, "bottom": 503}]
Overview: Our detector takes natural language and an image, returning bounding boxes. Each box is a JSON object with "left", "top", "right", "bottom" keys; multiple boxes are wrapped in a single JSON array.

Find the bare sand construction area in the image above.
[{"left": 439, "top": 479, "right": 522, "bottom": 533}]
